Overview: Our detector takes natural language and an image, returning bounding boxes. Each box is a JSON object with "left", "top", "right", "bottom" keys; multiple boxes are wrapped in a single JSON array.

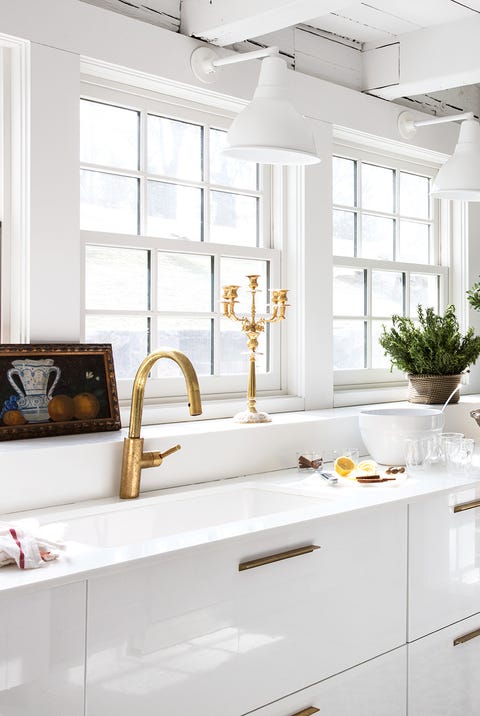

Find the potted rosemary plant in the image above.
[{"left": 379, "top": 305, "right": 480, "bottom": 404}]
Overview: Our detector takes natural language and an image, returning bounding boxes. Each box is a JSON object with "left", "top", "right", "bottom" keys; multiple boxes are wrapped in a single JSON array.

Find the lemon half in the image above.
[{"left": 333, "top": 456, "right": 356, "bottom": 477}]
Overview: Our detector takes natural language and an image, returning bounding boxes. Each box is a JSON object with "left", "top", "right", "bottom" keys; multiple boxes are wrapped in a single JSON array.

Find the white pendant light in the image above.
[
  {"left": 430, "top": 119, "right": 480, "bottom": 200},
  {"left": 190, "top": 46, "right": 320, "bottom": 166},
  {"left": 398, "top": 110, "right": 480, "bottom": 201}
]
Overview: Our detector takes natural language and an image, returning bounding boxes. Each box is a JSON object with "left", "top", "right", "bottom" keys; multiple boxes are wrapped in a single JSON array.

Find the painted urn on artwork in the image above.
[{"left": 379, "top": 305, "right": 480, "bottom": 405}]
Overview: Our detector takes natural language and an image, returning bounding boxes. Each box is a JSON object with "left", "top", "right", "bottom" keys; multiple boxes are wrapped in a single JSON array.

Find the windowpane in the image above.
[
  {"left": 210, "top": 129, "right": 257, "bottom": 190},
  {"left": 372, "top": 320, "right": 392, "bottom": 369},
  {"left": 333, "top": 210, "right": 356, "bottom": 257},
  {"left": 157, "top": 253, "right": 212, "bottom": 312},
  {"left": 333, "top": 320, "right": 366, "bottom": 369},
  {"left": 398, "top": 221, "right": 430, "bottom": 264},
  {"left": 210, "top": 191, "right": 258, "bottom": 246},
  {"left": 220, "top": 321, "right": 267, "bottom": 374},
  {"left": 86, "top": 246, "right": 149, "bottom": 311},
  {"left": 400, "top": 172, "right": 430, "bottom": 219},
  {"left": 85, "top": 315, "right": 149, "bottom": 380},
  {"left": 146, "top": 181, "right": 202, "bottom": 241},
  {"left": 410, "top": 274, "right": 439, "bottom": 314},
  {"left": 333, "top": 157, "right": 356, "bottom": 206},
  {"left": 147, "top": 115, "right": 202, "bottom": 182},
  {"left": 372, "top": 271, "right": 404, "bottom": 317},
  {"left": 156, "top": 317, "right": 212, "bottom": 376},
  {"left": 361, "top": 215, "right": 394, "bottom": 260},
  {"left": 332, "top": 152, "right": 438, "bottom": 380},
  {"left": 80, "top": 100, "right": 139, "bottom": 171},
  {"left": 333, "top": 267, "right": 365, "bottom": 316},
  {"left": 362, "top": 164, "right": 394, "bottom": 213},
  {"left": 81, "top": 170, "right": 138, "bottom": 234},
  {"left": 220, "top": 258, "right": 268, "bottom": 314}
]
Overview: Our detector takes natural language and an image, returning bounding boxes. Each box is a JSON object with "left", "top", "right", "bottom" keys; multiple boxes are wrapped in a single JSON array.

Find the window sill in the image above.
[{"left": 120, "top": 394, "right": 306, "bottom": 427}]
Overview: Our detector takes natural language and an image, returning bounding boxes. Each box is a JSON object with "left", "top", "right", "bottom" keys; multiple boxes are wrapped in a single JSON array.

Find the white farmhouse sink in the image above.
[{"left": 46, "top": 485, "right": 326, "bottom": 548}]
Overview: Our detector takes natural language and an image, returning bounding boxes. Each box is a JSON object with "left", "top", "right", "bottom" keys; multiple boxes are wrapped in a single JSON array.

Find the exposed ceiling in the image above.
[{"left": 79, "top": 0, "right": 480, "bottom": 117}]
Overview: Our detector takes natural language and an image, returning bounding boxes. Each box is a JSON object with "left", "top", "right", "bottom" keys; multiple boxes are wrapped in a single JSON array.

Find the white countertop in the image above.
[{"left": 1, "top": 464, "right": 480, "bottom": 594}]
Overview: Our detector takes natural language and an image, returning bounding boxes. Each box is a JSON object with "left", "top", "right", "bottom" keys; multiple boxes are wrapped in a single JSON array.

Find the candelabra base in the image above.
[{"left": 233, "top": 409, "right": 272, "bottom": 424}]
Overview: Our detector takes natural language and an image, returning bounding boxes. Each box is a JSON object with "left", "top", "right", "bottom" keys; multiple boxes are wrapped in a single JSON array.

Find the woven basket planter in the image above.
[{"left": 407, "top": 374, "right": 462, "bottom": 405}]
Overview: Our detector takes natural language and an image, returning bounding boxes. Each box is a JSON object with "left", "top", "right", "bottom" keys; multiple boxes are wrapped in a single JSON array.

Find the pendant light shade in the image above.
[
  {"left": 190, "top": 46, "right": 320, "bottom": 166},
  {"left": 398, "top": 110, "right": 480, "bottom": 201},
  {"left": 430, "top": 119, "right": 480, "bottom": 200},
  {"left": 222, "top": 56, "right": 319, "bottom": 165}
]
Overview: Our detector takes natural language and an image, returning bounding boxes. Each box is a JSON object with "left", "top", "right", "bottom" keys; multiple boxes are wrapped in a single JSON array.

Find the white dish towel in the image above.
[{"left": 0, "top": 520, "right": 65, "bottom": 569}]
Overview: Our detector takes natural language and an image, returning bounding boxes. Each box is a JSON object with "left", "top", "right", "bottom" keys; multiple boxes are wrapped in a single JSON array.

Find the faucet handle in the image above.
[{"left": 142, "top": 444, "right": 181, "bottom": 469}]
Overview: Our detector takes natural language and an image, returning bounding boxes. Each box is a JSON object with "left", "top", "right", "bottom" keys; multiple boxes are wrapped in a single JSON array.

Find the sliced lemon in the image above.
[
  {"left": 333, "top": 455, "right": 356, "bottom": 477},
  {"left": 357, "top": 459, "right": 378, "bottom": 475}
]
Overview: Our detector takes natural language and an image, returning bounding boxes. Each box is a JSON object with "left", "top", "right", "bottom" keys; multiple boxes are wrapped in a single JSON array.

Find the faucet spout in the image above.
[
  {"left": 120, "top": 349, "right": 202, "bottom": 499},
  {"left": 128, "top": 349, "right": 202, "bottom": 439}
]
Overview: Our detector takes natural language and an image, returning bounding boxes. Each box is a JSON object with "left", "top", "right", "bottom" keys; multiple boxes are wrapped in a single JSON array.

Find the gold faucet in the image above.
[{"left": 119, "top": 349, "right": 202, "bottom": 499}]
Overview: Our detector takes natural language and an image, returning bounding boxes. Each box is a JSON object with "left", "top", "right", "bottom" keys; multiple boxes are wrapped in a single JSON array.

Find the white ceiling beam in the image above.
[
  {"left": 180, "top": 0, "right": 348, "bottom": 46},
  {"left": 363, "top": 14, "right": 480, "bottom": 100}
]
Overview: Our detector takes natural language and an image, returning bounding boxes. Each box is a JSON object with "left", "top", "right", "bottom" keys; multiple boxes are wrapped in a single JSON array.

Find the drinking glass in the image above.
[
  {"left": 445, "top": 438, "right": 475, "bottom": 474},
  {"left": 404, "top": 436, "right": 431, "bottom": 475}
]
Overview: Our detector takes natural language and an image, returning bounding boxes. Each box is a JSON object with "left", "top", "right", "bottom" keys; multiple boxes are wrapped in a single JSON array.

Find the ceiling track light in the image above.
[
  {"left": 398, "top": 110, "right": 480, "bottom": 201},
  {"left": 190, "top": 45, "right": 320, "bottom": 166}
]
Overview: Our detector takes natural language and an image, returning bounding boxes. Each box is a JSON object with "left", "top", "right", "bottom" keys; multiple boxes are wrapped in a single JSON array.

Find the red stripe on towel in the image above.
[{"left": 9, "top": 528, "right": 25, "bottom": 569}]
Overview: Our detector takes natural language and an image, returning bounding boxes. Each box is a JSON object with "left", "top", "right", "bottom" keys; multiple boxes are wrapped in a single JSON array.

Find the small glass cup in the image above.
[
  {"left": 445, "top": 437, "right": 475, "bottom": 474},
  {"left": 439, "top": 432, "right": 464, "bottom": 466},
  {"left": 297, "top": 451, "right": 323, "bottom": 472},
  {"left": 404, "top": 436, "right": 431, "bottom": 475},
  {"left": 331, "top": 448, "right": 360, "bottom": 465}
]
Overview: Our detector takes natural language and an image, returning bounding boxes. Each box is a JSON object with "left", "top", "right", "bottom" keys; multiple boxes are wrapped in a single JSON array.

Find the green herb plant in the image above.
[
  {"left": 467, "top": 277, "right": 480, "bottom": 312},
  {"left": 379, "top": 305, "right": 480, "bottom": 375}
]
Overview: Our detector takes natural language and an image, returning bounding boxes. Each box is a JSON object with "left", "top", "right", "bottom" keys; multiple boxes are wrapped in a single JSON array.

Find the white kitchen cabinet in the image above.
[
  {"left": 0, "top": 581, "right": 86, "bottom": 716},
  {"left": 86, "top": 503, "right": 407, "bottom": 716},
  {"left": 248, "top": 646, "right": 406, "bottom": 716},
  {"left": 408, "top": 485, "right": 480, "bottom": 640},
  {"left": 408, "top": 612, "right": 480, "bottom": 716}
]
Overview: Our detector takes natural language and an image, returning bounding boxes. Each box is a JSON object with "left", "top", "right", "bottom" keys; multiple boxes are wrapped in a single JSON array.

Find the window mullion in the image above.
[{"left": 203, "top": 124, "right": 210, "bottom": 244}]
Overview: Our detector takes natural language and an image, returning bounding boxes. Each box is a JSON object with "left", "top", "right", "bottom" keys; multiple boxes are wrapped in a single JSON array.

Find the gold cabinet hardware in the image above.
[
  {"left": 238, "top": 545, "right": 320, "bottom": 571},
  {"left": 454, "top": 626, "right": 480, "bottom": 646},
  {"left": 290, "top": 708, "right": 320, "bottom": 716},
  {"left": 453, "top": 499, "right": 480, "bottom": 513}
]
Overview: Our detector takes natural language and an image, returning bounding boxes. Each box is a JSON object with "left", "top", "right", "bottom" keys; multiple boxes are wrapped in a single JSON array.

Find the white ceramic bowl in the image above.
[{"left": 359, "top": 407, "right": 444, "bottom": 465}]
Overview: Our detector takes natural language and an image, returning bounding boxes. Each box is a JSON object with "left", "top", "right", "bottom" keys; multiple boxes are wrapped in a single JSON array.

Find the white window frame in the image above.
[
  {"left": 80, "top": 80, "right": 287, "bottom": 404},
  {"left": 332, "top": 140, "right": 449, "bottom": 395}
]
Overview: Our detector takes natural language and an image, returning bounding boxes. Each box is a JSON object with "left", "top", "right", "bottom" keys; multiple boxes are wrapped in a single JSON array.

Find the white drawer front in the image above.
[
  {"left": 0, "top": 581, "right": 86, "bottom": 716},
  {"left": 409, "top": 485, "right": 480, "bottom": 640},
  {"left": 248, "top": 646, "right": 406, "bottom": 716},
  {"left": 409, "top": 611, "right": 480, "bottom": 716},
  {"left": 86, "top": 503, "right": 407, "bottom": 716}
]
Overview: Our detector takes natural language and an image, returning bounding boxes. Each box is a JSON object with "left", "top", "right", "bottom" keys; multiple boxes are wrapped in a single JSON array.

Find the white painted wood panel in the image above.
[{"left": 295, "top": 27, "right": 362, "bottom": 89}]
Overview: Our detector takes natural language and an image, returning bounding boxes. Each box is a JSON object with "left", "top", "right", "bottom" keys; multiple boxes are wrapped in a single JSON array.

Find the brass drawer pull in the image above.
[
  {"left": 454, "top": 626, "right": 480, "bottom": 646},
  {"left": 454, "top": 499, "right": 480, "bottom": 513},
  {"left": 239, "top": 545, "right": 320, "bottom": 571},
  {"left": 291, "top": 709, "right": 319, "bottom": 716}
]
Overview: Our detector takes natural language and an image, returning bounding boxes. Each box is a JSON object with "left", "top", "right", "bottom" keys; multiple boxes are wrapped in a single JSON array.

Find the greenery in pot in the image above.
[
  {"left": 467, "top": 277, "right": 480, "bottom": 312},
  {"left": 379, "top": 304, "right": 480, "bottom": 376}
]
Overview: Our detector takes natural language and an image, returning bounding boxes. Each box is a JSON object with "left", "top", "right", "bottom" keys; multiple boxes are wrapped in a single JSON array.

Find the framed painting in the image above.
[{"left": 0, "top": 344, "right": 121, "bottom": 441}]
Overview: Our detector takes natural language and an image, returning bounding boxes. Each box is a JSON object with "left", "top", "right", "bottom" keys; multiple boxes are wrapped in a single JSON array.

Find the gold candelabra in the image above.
[{"left": 222, "top": 275, "right": 289, "bottom": 423}]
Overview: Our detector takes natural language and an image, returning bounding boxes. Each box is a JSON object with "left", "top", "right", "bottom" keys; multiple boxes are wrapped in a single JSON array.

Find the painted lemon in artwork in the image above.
[
  {"left": 48, "top": 395, "right": 75, "bottom": 422},
  {"left": 3, "top": 410, "right": 27, "bottom": 426},
  {"left": 73, "top": 393, "right": 100, "bottom": 420}
]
